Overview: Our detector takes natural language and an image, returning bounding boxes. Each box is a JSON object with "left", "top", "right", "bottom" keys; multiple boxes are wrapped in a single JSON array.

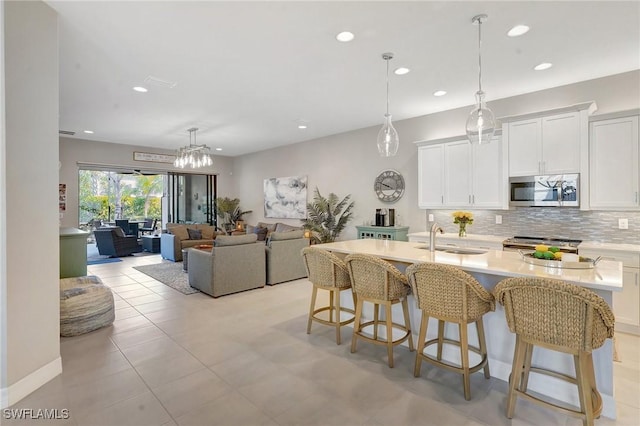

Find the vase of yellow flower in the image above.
[{"left": 452, "top": 211, "right": 473, "bottom": 237}]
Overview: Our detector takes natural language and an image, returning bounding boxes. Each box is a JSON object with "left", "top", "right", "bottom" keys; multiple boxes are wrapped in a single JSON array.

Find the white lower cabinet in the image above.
[{"left": 580, "top": 248, "right": 640, "bottom": 335}]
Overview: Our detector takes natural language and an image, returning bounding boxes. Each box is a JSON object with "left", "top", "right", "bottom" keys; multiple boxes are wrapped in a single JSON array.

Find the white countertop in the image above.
[
  {"left": 317, "top": 239, "right": 623, "bottom": 292},
  {"left": 578, "top": 240, "right": 640, "bottom": 254}
]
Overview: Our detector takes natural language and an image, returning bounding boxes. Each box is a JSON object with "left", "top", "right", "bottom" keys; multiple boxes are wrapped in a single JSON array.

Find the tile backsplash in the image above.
[{"left": 424, "top": 208, "right": 640, "bottom": 245}]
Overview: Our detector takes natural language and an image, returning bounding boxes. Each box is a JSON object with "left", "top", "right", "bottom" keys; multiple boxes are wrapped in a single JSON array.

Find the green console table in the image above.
[
  {"left": 60, "top": 227, "right": 90, "bottom": 278},
  {"left": 355, "top": 225, "right": 409, "bottom": 242}
]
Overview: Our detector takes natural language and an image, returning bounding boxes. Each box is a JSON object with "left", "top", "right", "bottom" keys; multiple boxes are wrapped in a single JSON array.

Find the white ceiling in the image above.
[{"left": 48, "top": 1, "right": 640, "bottom": 157}]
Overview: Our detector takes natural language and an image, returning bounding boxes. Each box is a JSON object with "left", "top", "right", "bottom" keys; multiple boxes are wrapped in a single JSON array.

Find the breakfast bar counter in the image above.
[{"left": 315, "top": 239, "right": 623, "bottom": 418}]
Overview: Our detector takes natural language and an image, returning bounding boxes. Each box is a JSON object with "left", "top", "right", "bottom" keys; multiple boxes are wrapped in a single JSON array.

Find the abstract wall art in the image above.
[{"left": 264, "top": 175, "right": 307, "bottom": 219}]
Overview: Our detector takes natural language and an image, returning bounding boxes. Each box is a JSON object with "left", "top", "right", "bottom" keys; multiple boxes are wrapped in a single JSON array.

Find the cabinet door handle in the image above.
[
  {"left": 469, "top": 195, "right": 471, "bottom": 204},
  {"left": 472, "top": 195, "right": 475, "bottom": 204},
  {"left": 441, "top": 195, "right": 444, "bottom": 204}
]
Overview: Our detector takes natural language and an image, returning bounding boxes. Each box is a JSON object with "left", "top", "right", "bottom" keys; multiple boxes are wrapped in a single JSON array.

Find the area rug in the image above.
[
  {"left": 133, "top": 262, "right": 199, "bottom": 295},
  {"left": 87, "top": 258, "right": 122, "bottom": 265}
]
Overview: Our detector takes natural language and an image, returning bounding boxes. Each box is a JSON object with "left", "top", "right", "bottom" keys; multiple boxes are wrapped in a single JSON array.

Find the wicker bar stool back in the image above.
[
  {"left": 301, "top": 247, "right": 355, "bottom": 345},
  {"left": 406, "top": 262, "right": 495, "bottom": 400},
  {"left": 345, "top": 253, "right": 414, "bottom": 368},
  {"left": 494, "top": 277, "right": 615, "bottom": 426}
]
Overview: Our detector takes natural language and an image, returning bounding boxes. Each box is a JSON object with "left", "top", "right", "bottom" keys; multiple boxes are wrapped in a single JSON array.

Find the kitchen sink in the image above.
[{"left": 417, "top": 246, "right": 488, "bottom": 255}]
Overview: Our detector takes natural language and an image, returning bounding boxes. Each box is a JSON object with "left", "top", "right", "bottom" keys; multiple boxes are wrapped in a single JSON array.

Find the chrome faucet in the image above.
[{"left": 429, "top": 222, "right": 444, "bottom": 253}]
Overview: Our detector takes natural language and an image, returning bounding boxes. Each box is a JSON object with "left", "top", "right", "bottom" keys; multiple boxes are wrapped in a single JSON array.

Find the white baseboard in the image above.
[{"left": 0, "top": 357, "right": 62, "bottom": 409}]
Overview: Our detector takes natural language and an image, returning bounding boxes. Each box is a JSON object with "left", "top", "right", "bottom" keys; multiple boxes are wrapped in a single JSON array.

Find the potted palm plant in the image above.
[
  {"left": 302, "top": 188, "right": 355, "bottom": 244},
  {"left": 215, "top": 197, "right": 252, "bottom": 233}
]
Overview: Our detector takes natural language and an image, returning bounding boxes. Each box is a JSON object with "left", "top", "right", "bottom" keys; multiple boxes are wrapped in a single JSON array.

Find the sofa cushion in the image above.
[
  {"left": 214, "top": 234, "right": 258, "bottom": 247},
  {"left": 113, "top": 227, "right": 126, "bottom": 238},
  {"left": 187, "top": 228, "right": 202, "bottom": 240},
  {"left": 256, "top": 222, "right": 277, "bottom": 232},
  {"left": 274, "top": 223, "right": 301, "bottom": 233},
  {"left": 269, "top": 230, "right": 305, "bottom": 241},
  {"left": 169, "top": 225, "right": 190, "bottom": 241},
  {"left": 198, "top": 225, "right": 216, "bottom": 239}
]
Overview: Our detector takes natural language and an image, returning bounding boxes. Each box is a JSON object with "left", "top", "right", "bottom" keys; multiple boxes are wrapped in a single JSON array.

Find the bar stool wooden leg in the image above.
[
  {"left": 307, "top": 285, "right": 318, "bottom": 335},
  {"left": 520, "top": 342, "right": 533, "bottom": 392},
  {"left": 437, "top": 320, "right": 445, "bottom": 361},
  {"left": 385, "top": 302, "right": 394, "bottom": 368},
  {"left": 334, "top": 288, "right": 342, "bottom": 345},
  {"left": 459, "top": 322, "right": 471, "bottom": 400},
  {"left": 507, "top": 335, "right": 527, "bottom": 418},
  {"left": 401, "top": 297, "right": 414, "bottom": 352},
  {"left": 351, "top": 297, "right": 363, "bottom": 353},
  {"left": 476, "top": 319, "right": 490, "bottom": 379},
  {"left": 415, "top": 313, "right": 428, "bottom": 377},
  {"left": 575, "top": 353, "right": 595, "bottom": 426},
  {"left": 328, "top": 288, "right": 335, "bottom": 324},
  {"left": 373, "top": 303, "right": 379, "bottom": 341},
  {"left": 586, "top": 353, "right": 603, "bottom": 418}
]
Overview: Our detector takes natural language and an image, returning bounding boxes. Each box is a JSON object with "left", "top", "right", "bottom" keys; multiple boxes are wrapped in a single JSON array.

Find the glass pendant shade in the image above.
[
  {"left": 466, "top": 91, "right": 496, "bottom": 144},
  {"left": 377, "top": 52, "right": 398, "bottom": 157},
  {"left": 377, "top": 113, "right": 399, "bottom": 157},
  {"left": 467, "top": 14, "right": 495, "bottom": 145}
]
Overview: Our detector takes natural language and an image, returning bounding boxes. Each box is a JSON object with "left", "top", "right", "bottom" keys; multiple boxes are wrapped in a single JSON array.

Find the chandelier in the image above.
[
  {"left": 466, "top": 14, "right": 496, "bottom": 145},
  {"left": 173, "top": 127, "right": 213, "bottom": 169},
  {"left": 376, "top": 52, "right": 399, "bottom": 157}
]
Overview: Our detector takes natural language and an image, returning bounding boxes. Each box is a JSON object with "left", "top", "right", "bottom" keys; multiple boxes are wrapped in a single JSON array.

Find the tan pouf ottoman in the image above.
[{"left": 60, "top": 275, "right": 115, "bottom": 337}]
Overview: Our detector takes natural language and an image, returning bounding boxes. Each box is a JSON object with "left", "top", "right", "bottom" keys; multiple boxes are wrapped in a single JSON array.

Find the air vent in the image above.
[
  {"left": 144, "top": 75, "right": 177, "bottom": 89},
  {"left": 59, "top": 130, "right": 75, "bottom": 136}
]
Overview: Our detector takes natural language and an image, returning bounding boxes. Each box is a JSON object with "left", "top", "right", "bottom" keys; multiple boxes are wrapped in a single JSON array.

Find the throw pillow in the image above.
[
  {"left": 187, "top": 228, "right": 202, "bottom": 240},
  {"left": 113, "top": 227, "right": 126, "bottom": 238},
  {"left": 214, "top": 234, "right": 258, "bottom": 247},
  {"left": 252, "top": 227, "right": 268, "bottom": 241}
]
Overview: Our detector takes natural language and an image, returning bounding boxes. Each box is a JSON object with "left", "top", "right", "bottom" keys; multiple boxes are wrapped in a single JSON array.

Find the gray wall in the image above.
[
  {"left": 59, "top": 137, "right": 235, "bottom": 228},
  {"left": 1, "top": 0, "right": 61, "bottom": 407},
  {"left": 233, "top": 71, "right": 640, "bottom": 244}
]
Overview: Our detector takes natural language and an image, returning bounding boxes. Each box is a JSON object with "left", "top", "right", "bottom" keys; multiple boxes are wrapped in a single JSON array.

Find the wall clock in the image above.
[{"left": 374, "top": 169, "right": 405, "bottom": 203}]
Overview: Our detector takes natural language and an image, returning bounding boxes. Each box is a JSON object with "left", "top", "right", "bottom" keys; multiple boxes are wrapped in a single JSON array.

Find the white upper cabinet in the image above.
[
  {"left": 508, "top": 112, "right": 581, "bottom": 176},
  {"left": 418, "top": 144, "right": 445, "bottom": 207},
  {"left": 589, "top": 114, "right": 639, "bottom": 209},
  {"left": 417, "top": 135, "right": 504, "bottom": 209}
]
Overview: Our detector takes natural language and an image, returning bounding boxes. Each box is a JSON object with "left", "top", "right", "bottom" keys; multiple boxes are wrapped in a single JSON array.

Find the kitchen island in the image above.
[{"left": 316, "top": 239, "right": 623, "bottom": 418}]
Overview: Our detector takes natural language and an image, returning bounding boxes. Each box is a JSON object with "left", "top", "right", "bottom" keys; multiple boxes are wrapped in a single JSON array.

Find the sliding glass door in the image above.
[{"left": 167, "top": 173, "right": 217, "bottom": 225}]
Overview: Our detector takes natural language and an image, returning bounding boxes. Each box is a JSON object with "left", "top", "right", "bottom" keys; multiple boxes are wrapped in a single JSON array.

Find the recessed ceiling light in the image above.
[
  {"left": 215, "top": 148, "right": 222, "bottom": 151},
  {"left": 433, "top": 90, "right": 447, "bottom": 97},
  {"left": 298, "top": 125, "right": 308, "bottom": 129},
  {"left": 534, "top": 62, "right": 553, "bottom": 71},
  {"left": 394, "top": 67, "right": 410, "bottom": 75},
  {"left": 83, "top": 130, "right": 94, "bottom": 134},
  {"left": 507, "top": 25, "right": 530, "bottom": 37},
  {"left": 336, "top": 31, "right": 355, "bottom": 42},
  {"left": 132, "top": 86, "right": 148, "bottom": 93}
]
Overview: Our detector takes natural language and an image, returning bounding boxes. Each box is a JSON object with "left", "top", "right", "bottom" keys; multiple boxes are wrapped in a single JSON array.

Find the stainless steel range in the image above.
[{"left": 502, "top": 236, "right": 582, "bottom": 253}]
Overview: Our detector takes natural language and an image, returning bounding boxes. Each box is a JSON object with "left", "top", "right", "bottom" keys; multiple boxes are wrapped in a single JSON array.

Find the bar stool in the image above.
[
  {"left": 405, "top": 263, "right": 495, "bottom": 400},
  {"left": 345, "top": 253, "right": 414, "bottom": 368},
  {"left": 494, "top": 277, "right": 615, "bottom": 426},
  {"left": 301, "top": 247, "right": 355, "bottom": 345}
]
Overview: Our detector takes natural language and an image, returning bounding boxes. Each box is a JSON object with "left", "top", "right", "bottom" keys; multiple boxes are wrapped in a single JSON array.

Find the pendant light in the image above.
[
  {"left": 377, "top": 52, "right": 399, "bottom": 157},
  {"left": 173, "top": 127, "right": 213, "bottom": 169},
  {"left": 466, "top": 14, "right": 496, "bottom": 145}
]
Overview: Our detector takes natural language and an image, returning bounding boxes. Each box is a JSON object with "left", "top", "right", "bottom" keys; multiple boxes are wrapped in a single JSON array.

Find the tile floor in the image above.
[{"left": 5, "top": 253, "right": 640, "bottom": 426}]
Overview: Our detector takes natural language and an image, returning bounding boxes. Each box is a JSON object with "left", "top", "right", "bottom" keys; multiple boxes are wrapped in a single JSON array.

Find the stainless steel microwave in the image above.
[{"left": 509, "top": 174, "right": 579, "bottom": 207}]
